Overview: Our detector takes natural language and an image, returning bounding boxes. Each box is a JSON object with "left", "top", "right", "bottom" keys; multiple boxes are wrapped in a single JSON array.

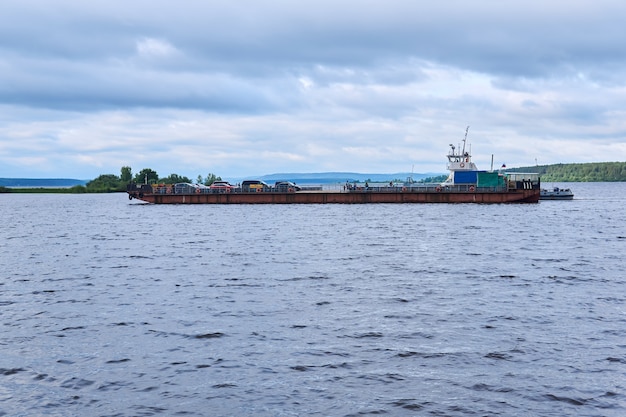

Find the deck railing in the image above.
[{"left": 129, "top": 183, "right": 527, "bottom": 195}]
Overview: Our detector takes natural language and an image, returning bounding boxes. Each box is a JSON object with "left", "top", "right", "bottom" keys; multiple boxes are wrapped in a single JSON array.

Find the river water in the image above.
[{"left": 1, "top": 183, "right": 625, "bottom": 416}]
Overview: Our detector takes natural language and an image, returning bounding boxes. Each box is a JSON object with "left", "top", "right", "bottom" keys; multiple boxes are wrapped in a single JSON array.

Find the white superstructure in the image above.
[{"left": 444, "top": 126, "right": 478, "bottom": 184}]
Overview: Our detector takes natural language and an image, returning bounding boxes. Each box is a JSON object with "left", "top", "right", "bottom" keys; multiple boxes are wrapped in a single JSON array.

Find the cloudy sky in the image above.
[{"left": 2, "top": 0, "right": 626, "bottom": 180}]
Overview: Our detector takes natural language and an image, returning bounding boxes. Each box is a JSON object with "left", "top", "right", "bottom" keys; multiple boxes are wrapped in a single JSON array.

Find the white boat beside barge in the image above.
[{"left": 540, "top": 186, "right": 574, "bottom": 200}]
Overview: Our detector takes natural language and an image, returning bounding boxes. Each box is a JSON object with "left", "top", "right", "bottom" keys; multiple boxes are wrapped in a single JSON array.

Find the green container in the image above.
[{"left": 477, "top": 172, "right": 505, "bottom": 187}]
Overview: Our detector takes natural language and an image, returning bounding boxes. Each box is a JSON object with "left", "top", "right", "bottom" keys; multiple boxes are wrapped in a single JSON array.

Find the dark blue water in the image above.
[{"left": 1, "top": 183, "right": 625, "bottom": 416}]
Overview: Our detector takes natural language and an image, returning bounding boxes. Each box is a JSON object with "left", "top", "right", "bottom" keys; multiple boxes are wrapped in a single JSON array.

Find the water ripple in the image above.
[{"left": 1, "top": 186, "right": 625, "bottom": 416}]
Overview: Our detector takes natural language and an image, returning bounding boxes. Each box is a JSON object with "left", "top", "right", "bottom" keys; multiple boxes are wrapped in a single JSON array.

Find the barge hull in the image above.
[{"left": 128, "top": 190, "right": 540, "bottom": 204}]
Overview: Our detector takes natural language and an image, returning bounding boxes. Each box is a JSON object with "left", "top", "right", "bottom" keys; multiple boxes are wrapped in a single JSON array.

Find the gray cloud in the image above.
[{"left": 1, "top": 0, "right": 626, "bottom": 178}]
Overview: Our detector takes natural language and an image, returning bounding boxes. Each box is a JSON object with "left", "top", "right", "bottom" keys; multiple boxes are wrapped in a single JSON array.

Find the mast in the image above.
[{"left": 461, "top": 126, "right": 469, "bottom": 155}]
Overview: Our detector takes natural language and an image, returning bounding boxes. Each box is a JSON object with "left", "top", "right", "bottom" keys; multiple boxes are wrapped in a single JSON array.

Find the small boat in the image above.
[{"left": 540, "top": 186, "right": 574, "bottom": 200}]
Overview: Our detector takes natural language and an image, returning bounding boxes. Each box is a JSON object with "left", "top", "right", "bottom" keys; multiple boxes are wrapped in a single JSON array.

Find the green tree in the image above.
[
  {"left": 86, "top": 174, "right": 123, "bottom": 192},
  {"left": 159, "top": 173, "right": 191, "bottom": 184},
  {"left": 134, "top": 168, "right": 159, "bottom": 184},
  {"left": 121, "top": 166, "right": 132, "bottom": 183},
  {"left": 69, "top": 185, "right": 87, "bottom": 193},
  {"left": 203, "top": 173, "right": 222, "bottom": 185}
]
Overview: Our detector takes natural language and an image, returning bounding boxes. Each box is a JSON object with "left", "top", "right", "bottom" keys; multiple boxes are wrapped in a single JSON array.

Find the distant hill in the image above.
[
  {"left": 506, "top": 162, "right": 626, "bottom": 182},
  {"left": 0, "top": 178, "right": 88, "bottom": 188},
  {"left": 249, "top": 172, "right": 442, "bottom": 184}
]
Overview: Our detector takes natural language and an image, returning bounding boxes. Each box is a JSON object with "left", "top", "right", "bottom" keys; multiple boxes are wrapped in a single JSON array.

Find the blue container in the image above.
[{"left": 454, "top": 171, "right": 478, "bottom": 184}]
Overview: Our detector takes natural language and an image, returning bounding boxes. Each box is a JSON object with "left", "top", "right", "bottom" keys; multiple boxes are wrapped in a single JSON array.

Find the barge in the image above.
[{"left": 127, "top": 140, "right": 540, "bottom": 204}]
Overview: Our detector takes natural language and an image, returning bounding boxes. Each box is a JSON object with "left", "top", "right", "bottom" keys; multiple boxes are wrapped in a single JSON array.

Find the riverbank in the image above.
[{"left": 0, "top": 186, "right": 89, "bottom": 194}]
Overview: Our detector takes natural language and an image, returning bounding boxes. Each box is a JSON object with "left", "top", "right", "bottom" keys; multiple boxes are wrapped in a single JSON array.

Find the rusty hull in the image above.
[{"left": 128, "top": 189, "right": 540, "bottom": 204}]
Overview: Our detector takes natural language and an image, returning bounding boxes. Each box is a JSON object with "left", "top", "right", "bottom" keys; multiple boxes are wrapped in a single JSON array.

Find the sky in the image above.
[{"left": 2, "top": 0, "right": 626, "bottom": 180}]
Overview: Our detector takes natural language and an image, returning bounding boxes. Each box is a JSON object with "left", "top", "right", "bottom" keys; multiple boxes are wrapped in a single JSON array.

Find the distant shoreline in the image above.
[
  {"left": 0, "top": 178, "right": 88, "bottom": 188},
  {"left": 0, "top": 187, "right": 90, "bottom": 194}
]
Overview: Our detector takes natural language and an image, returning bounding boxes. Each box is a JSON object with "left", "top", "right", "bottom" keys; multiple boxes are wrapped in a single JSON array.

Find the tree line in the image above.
[
  {"left": 84, "top": 167, "right": 222, "bottom": 193},
  {"left": 0, "top": 166, "right": 221, "bottom": 193},
  {"left": 507, "top": 161, "right": 626, "bottom": 182},
  {"left": 72, "top": 166, "right": 221, "bottom": 193}
]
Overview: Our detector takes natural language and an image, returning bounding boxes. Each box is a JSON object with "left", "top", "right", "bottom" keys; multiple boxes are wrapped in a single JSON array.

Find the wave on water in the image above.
[{"left": 1, "top": 186, "right": 625, "bottom": 416}]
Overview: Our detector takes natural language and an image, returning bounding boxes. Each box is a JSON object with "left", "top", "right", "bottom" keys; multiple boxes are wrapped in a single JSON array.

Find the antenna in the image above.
[{"left": 462, "top": 125, "right": 469, "bottom": 154}]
